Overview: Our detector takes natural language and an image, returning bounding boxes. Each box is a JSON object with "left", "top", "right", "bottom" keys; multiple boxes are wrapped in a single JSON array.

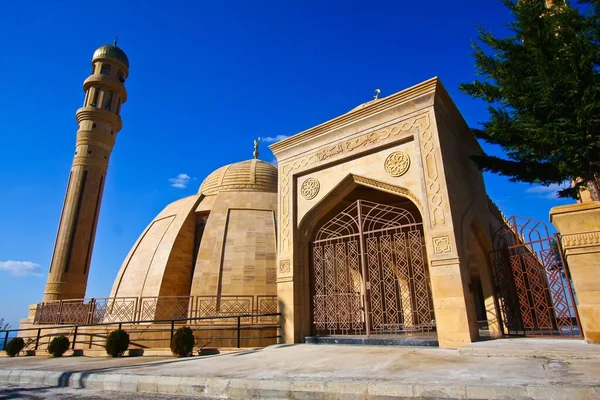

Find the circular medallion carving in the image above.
[
  {"left": 384, "top": 151, "right": 411, "bottom": 177},
  {"left": 300, "top": 178, "right": 320, "bottom": 200}
]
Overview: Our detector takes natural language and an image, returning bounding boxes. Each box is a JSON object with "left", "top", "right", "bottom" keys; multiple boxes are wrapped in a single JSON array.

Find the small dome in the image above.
[
  {"left": 199, "top": 159, "right": 277, "bottom": 196},
  {"left": 93, "top": 44, "right": 129, "bottom": 69}
]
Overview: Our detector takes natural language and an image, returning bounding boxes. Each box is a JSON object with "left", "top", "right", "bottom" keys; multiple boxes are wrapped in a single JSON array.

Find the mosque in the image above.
[{"left": 20, "top": 41, "right": 595, "bottom": 351}]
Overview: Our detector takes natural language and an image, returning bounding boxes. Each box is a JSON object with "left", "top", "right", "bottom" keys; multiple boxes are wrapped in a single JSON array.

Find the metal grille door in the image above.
[
  {"left": 311, "top": 200, "right": 435, "bottom": 336},
  {"left": 491, "top": 216, "right": 581, "bottom": 338}
]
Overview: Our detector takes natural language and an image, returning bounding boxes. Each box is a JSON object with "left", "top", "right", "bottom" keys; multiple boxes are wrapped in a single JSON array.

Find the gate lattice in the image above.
[
  {"left": 491, "top": 216, "right": 581, "bottom": 338},
  {"left": 311, "top": 200, "right": 435, "bottom": 336}
]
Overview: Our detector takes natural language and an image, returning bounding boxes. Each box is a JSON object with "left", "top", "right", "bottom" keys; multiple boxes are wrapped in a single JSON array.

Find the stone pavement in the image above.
[{"left": 1, "top": 341, "right": 600, "bottom": 399}]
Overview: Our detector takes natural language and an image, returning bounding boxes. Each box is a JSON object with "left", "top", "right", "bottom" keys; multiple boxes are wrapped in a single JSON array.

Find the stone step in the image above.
[
  {"left": 305, "top": 335, "right": 439, "bottom": 347},
  {"left": 458, "top": 338, "right": 600, "bottom": 360}
]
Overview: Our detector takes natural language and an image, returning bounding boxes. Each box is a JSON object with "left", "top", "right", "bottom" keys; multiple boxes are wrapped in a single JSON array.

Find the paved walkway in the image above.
[{"left": 1, "top": 341, "right": 600, "bottom": 399}]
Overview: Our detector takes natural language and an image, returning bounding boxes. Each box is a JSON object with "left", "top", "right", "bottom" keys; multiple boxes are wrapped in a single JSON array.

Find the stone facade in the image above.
[
  {"left": 551, "top": 202, "right": 600, "bottom": 344},
  {"left": 110, "top": 159, "right": 278, "bottom": 319},
  {"left": 43, "top": 42, "right": 129, "bottom": 301},
  {"left": 270, "top": 78, "right": 505, "bottom": 348}
]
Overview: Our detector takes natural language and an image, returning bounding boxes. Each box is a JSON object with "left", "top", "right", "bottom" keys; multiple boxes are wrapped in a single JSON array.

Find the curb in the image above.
[{"left": 1, "top": 368, "right": 599, "bottom": 399}]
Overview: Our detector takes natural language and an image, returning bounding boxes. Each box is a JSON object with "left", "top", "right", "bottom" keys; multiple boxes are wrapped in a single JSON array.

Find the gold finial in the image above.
[
  {"left": 113, "top": 37, "right": 118, "bottom": 47},
  {"left": 253, "top": 137, "right": 260, "bottom": 159}
]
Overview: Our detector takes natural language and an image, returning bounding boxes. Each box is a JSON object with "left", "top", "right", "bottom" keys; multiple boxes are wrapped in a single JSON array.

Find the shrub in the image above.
[
  {"left": 170, "top": 326, "right": 195, "bottom": 357},
  {"left": 105, "top": 329, "right": 130, "bottom": 357},
  {"left": 48, "top": 335, "right": 70, "bottom": 357},
  {"left": 5, "top": 337, "right": 25, "bottom": 357}
]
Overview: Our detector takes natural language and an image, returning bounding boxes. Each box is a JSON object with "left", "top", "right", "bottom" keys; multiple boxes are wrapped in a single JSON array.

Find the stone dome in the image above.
[
  {"left": 199, "top": 159, "right": 277, "bottom": 196},
  {"left": 93, "top": 44, "right": 129, "bottom": 69}
]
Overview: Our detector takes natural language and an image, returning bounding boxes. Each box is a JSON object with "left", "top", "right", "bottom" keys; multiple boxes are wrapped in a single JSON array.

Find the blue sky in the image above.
[{"left": 0, "top": 1, "right": 573, "bottom": 328}]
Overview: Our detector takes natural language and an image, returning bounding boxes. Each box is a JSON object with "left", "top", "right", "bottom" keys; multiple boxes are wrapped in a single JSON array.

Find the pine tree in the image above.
[{"left": 460, "top": 0, "right": 600, "bottom": 200}]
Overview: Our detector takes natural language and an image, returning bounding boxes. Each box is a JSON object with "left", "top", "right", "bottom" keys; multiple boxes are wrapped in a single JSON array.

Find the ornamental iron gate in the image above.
[
  {"left": 311, "top": 200, "right": 435, "bottom": 336},
  {"left": 490, "top": 216, "right": 581, "bottom": 338}
]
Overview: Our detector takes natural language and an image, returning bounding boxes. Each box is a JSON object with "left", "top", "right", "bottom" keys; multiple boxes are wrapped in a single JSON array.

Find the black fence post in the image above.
[
  {"left": 170, "top": 320, "right": 175, "bottom": 343},
  {"left": 237, "top": 316, "right": 241, "bottom": 348},
  {"left": 118, "top": 323, "right": 122, "bottom": 330},
  {"left": 72, "top": 326, "right": 78, "bottom": 350},
  {"left": 3, "top": 331, "right": 8, "bottom": 351},
  {"left": 35, "top": 328, "right": 41, "bottom": 351}
]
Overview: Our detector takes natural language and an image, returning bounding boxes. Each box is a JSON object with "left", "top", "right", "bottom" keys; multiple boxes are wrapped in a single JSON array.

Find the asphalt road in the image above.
[{"left": 0, "top": 383, "right": 195, "bottom": 399}]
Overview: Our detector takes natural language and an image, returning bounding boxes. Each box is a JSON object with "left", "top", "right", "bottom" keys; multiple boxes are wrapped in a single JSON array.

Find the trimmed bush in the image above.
[
  {"left": 5, "top": 337, "right": 25, "bottom": 357},
  {"left": 48, "top": 335, "right": 70, "bottom": 357},
  {"left": 105, "top": 329, "right": 130, "bottom": 357},
  {"left": 170, "top": 326, "right": 195, "bottom": 357}
]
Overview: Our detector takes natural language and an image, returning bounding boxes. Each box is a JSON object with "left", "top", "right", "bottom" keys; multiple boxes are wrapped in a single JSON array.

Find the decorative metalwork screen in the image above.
[
  {"left": 139, "top": 296, "right": 191, "bottom": 321},
  {"left": 491, "top": 216, "right": 581, "bottom": 338},
  {"left": 311, "top": 200, "right": 435, "bottom": 336}
]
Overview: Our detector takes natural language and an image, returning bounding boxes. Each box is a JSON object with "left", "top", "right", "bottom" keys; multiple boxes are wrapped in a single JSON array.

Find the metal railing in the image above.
[
  {"left": 33, "top": 295, "right": 278, "bottom": 325},
  {"left": 1, "top": 312, "right": 281, "bottom": 353}
]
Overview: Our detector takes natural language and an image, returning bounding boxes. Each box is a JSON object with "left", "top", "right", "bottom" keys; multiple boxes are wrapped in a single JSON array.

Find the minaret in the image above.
[{"left": 43, "top": 40, "right": 129, "bottom": 301}]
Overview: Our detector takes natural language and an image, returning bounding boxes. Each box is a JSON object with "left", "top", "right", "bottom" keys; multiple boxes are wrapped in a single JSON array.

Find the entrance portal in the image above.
[{"left": 311, "top": 199, "right": 435, "bottom": 336}]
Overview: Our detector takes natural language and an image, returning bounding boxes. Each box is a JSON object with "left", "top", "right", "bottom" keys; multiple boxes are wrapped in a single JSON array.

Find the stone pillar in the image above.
[
  {"left": 550, "top": 202, "right": 600, "bottom": 344},
  {"left": 43, "top": 42, "right": 129, "bottom": 302},
  {"left": 429, "top": 257, "right": 480, "bottom": 348}
]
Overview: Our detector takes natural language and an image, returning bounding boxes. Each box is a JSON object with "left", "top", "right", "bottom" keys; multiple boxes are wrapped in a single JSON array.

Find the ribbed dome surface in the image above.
[
  {"left": 93, "top": 44, "right": 129, "bottom": 68},
  {"left": 199, "top": 159, "right": 277, "bottom": 195}
]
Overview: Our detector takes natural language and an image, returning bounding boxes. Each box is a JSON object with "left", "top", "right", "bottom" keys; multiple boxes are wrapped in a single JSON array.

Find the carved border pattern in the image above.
[
  {"left": 562, "top": 232, "right": 600, "bottom": 248},
  {"left": 416, "top": 114, "right": 445, "bottom": 227},
  {"left": 432, "top": 236, "right": 451, "bottom": 254},
  {"left": 279, "top": 112, "right": 442, "bottom": 253},
  {"left": 279, "top": 259, "right": 291, "bottom": 274},
  {"left": 351, "top": 175, "right": 424, "bottom": 213}
]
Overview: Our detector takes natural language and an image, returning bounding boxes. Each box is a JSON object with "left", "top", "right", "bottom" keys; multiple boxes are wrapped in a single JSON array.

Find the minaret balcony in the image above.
[
  {"left": 83, "top": 75, "right": 127, "bottom": 101},
  {"left": 76, "top": 107, "right": 123, "bottom": 131}
]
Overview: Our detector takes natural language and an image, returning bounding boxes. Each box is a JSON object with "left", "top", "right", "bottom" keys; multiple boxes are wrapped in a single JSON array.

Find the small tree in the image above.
[
  {"left": 460, "top": 0, "right": 600, "bottom": 199},
  {"left": 0, "top": 318, "right": 10, "bottom": 331},
  {"left": 105, "top": 329, "right": 130, "bottom": 357},
  {"left": 5, "top": 337, "right": 25, "bottom": 357},
  {"left": 48, "top": 335, "right": 70, "bottom": 357},
  {"left": 170, "top": 326, "right": 195, "bottom": 357}
]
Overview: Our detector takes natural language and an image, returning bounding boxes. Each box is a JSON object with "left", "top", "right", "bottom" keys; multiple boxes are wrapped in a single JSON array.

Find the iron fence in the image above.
[
  {"left": 33, "top": 295, "right": 277, "bottom": 325},
  {"left": 2, "top": 312, "right": 280, "bottom": 353}
]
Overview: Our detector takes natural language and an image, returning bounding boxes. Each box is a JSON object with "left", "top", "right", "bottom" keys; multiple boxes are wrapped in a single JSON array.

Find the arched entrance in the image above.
[{"left": 311, "top": 199, "right": 435, "bottom": 336}]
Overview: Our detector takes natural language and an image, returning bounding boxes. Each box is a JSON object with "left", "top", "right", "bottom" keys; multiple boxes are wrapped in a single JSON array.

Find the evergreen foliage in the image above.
[
  {"left": 105, "top": 329, "right": 130, "bottom": 357},
  {"left": 170, "top": 326, "right": 195, "bottom": 357},
  {"left": 48, "top": 335, "right": 70, "bottom": 357},
  {"left": 5, "top": 337, "right": 25, "bottom": 357},
  {"left": 460, "top": 0, "right": 600, "bottom": 199}
]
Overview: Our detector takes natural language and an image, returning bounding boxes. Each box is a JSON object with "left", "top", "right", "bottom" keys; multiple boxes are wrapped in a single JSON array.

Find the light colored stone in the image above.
[
  {"left": 551, "top": 202, "right": 600, "bottom": 344},
  {"left": 101, "top": 373, "right": 122, "bottom": 391},
  {"left": 155, "top": 375, "right": 182, "bottom": 394},
  {"left": 136, "top": 375, "right": 158, "bottom": 393},
  {"left": 42, "top": 43, "right": 129, "bottom": 302}
]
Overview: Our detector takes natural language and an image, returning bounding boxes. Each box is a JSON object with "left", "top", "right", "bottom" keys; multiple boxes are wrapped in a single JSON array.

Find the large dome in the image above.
[{"left": 199, "top": 159, "right": 277, "bottom": 196}]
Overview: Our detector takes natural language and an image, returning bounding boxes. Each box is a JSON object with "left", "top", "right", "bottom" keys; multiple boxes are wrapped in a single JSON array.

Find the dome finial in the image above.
[
  {"left": 253, "top": 137, "right": 261, "bottom": 159},
  {"left": 113, "top": 37, "right": 118, "bottom": 47}
]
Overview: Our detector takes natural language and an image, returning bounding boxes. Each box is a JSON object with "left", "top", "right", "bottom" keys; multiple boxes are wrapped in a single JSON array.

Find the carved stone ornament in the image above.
[
  {"left": 279, "top": 259, "right": 291, "bottom": 274},
  {"left": 301, "top": 178, "right": 320, "bottom": 200},
  {"left": 433, "top": 236, "right": 451, "bottom": 254},
  {"left": 384, "top": 151, "right": 411, "bottom": 177}
]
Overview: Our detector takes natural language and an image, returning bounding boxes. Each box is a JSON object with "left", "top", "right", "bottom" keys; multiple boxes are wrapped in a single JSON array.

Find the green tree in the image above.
[
  {"left": 0, "top": 318, "right": 10, "bottom": 331},
  {"left": 460, "top": 0, "right": 600, "bottom": 200}
]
